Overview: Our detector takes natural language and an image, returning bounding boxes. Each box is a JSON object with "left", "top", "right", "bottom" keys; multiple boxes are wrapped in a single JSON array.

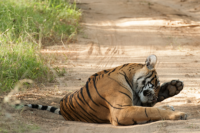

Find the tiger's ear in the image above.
[{"left": 145, "top": 55, "right": 157, "bottom": 70}]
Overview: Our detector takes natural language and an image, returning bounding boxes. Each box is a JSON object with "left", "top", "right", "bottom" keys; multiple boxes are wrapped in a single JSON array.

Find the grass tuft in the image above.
[
  {"left": 0, "top": 0, "right": 81, "bottom": 92},
  {"left": 0, "top": 0, "right": 81, "bottom": 45},
  {"left": 0, "top": 43, "right": 49, "bottom": 91}
]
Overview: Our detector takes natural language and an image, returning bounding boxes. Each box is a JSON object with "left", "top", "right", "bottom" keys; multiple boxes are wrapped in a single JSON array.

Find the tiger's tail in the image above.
[{"left": 17, "top": 104, "right": 61, "bottom": 115}]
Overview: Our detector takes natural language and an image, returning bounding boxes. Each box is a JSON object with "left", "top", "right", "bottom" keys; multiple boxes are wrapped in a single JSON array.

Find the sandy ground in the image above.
[{"left": 1, "top": 0, "right": 200, "bottom": 132}]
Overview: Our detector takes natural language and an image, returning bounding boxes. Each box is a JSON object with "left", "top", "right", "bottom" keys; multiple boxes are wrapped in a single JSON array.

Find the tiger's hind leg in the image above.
[{"left": 157, "top": 80, "right": 183, "bottom": 102}]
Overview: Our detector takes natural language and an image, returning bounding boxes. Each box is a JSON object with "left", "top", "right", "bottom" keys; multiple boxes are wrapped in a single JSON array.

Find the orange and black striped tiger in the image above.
[{"left": 23, "top": 55, "right": 187, "bottom": 126}]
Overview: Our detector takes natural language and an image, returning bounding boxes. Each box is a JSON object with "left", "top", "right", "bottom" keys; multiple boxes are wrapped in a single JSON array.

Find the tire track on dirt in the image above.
[{"left": 36, "top": 0, "right": 200, "bottom": 132}]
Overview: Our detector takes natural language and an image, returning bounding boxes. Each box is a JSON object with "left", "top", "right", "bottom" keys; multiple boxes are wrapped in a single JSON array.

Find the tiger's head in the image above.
[{"left": 135, "top": 55, "right": 160, "bottom": 105}]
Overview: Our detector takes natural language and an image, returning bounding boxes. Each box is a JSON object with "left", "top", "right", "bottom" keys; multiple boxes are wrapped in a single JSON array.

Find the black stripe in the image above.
[
  {"left": 99, "top": 103, "right": 109, "bottom": 109},
  {"left": 138, "top": 72, "right": 154, "bottom": 94},
  {"left": 67, "top": 101, "right": 83, "bottom": 121},
  {"left": 116, "top": 104, "right": 131, "bottom": 107},
  {"left": 111, "top": 68, "right": 117, "bottom": 72},
  {"left": 74, "top": 97, "right": 97, "bottom": 123},
  {"left": 145, "top": 108, "right": 148, "bottom": 117},
  {"left": 60, "top": 103, "right": 75, "bottom": 121},
  {"left": 118, "top": 70, "right": 133, "bottom": 89},
  {"left": 80, "top": 88, "right": 87, "bottom": 103},
  {"left": 69, "top": 94, "right": 75, "bottom": 108},
  {"left": 87, "top": 77, "right": 91, "bottom": 82},
  {"left": 77, "top": 91, "right": 85, "bottom": 104},
  {"left": 124, "top": 75, "right": 133, "bottom": 88},
  {"left": 60, "top": 98, "right": 63, "bottom": 102},
  {"left": 76, "top": 110, "right": 92, "bottom": 122},
  {"left": 92, "top": 77, "right": 122, "bottom": 109},
  {"left": 74, "top": 90, "right": 79, "bottom": 93},
  {"left": 137, "top": 76, "right": 143, "bottom": 81},
  {"left": 108, "top": 68, "right": 117, "bottom": 76},
  {"left": 138, "top": 86, "right": 145, "bottom": 94},
  {"left": 132, "top": 119, "right": 137, "bottom": 124},
  {"left": 61, "top": 106, "right": 75, "bottom": 121},
  {"left": 104, "top": 70, "right": 109, "bottom": 73},
  {"left": 93, "top": 72, "right": 100, "bottom": 81},
  {"left": 149, "top": 75, "right": 156, "bottom": 83},
  {"left": 144, "top": 71, "right": 154, "bottom": 82},
  {"left": 77, "top": 89, "right": 97, "bottom": 112},
  {"left": 155, "top": 77, "right": 158, "bottom": 87},
  {"left": 50, "top": 107, "right": 57, "bottom": 113},
  {"left": 138, "top": 70, "right": 153, "bottom": 82},
  {"left": 123, "top": 71, "right": 133, "bottom": 89},
  {"left": 60, "top": 108, "right": 71, "bottom": 120},
  {"left": 145, "top": 75, "right": 157, "bottom": 88},
  {"left": 118, "top": 91, "right": 132, "bottom": 100},
  {"left": 85, "top": 81, "right": 99, "bottom": 106},
  {"left": 92, "top": 73, "right": 98, "bottom": 76},
  {"left": 67, "top": 103, "right": 79, "bottom": 119},
  {"left": 41, "top": 105, "right": 48, "bottom": 110},
  {"left": 65, "top": 96, "right": 82, "bottom": 121},
  {"left": 31, "top": 104, "right": 39, "bottom": 109},
  {"left": 68, "top": 100, "right": 91, "bottom": 122},
  {"left": 119, "top": 63, "right": 129, "bottom": 70},
  {"left": 80, "top": 88, "right": 97, "bottom": 112},
  {"left": 137, "top": 71, "right": 153, "bottom": 83},
  {"left": 116, "top": 117, "right": 126, "bottom": 126},
  {"left": 128, "top": 66, "right": 135, "bottom": 69},
  {"left": 146, "top": 118, "right": 151, "bottom": 123}
]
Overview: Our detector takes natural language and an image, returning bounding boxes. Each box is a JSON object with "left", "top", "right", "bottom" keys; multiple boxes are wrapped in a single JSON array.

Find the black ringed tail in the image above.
[{"left": 23, "top": 104, "right": 61, "bottom": 115}]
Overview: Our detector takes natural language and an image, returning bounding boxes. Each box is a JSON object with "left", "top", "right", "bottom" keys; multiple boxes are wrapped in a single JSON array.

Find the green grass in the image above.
[
  {"left": 0, "top": 0, "right": 81, "bottom": 92},
  {"left": 0, "top": 43, "right": 50, "bottom": 91},
  {"left": 0, "top": 0, "right": 81, "bottom": 44}
]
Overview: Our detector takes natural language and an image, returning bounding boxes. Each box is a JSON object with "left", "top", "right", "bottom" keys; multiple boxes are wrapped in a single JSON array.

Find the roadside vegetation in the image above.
[{"left": 0, "top": 0, "right": 81, "bottom": 92}]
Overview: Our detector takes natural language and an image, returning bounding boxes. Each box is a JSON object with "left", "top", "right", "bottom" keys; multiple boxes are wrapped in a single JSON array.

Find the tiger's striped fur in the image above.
[
  {"left": 59, "top": 55, "right": 187, "bottom": 125},
  {"left": 25, "top": 55, "right": 187, "bottom": 126}
]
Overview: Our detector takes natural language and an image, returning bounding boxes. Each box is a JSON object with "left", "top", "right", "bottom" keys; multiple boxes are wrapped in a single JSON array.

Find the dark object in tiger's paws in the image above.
[{"left": 157, "top": 80, "right": 184, "bottom": 102}]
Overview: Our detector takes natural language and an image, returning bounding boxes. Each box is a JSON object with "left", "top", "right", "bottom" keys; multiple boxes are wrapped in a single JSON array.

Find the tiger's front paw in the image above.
[
  {"left": 169, "top": 111, "right": 187, "bottom": 120},
  {"left": 158, "top": 80, "right": 184, "bottom": 102}
]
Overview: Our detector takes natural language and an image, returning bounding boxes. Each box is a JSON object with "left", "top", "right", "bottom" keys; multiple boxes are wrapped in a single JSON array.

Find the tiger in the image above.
[{"left": 22, "top": 55, "right": 187, "bottom": 126}]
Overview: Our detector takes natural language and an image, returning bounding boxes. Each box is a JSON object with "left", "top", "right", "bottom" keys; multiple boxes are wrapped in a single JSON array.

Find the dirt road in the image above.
[{"left": 4, "top": 0, "right": 200, "bottom": 132}]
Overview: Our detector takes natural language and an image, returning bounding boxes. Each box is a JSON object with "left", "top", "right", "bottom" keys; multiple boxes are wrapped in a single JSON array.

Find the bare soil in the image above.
[{"left": 1, "top": 0, "right": 200, "bottom": 132}]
